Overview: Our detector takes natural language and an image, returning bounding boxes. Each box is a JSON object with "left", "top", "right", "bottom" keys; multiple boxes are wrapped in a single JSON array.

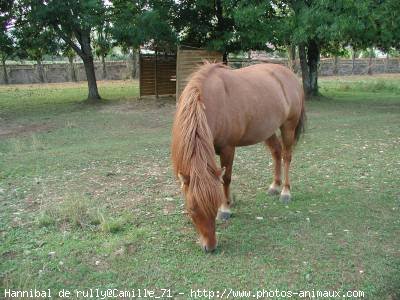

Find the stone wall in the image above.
[
  {"left": 229, "top": 57, "right": 400, "bottom": 76},
  {"left": 1, "top": 58, "right": 400, "bottom": 85},
  {"left": 319, "top": 58, "right": 400, "bottom": 75},
  {"left": 0, "top": 61, "right": 132, "bottom": 85}
]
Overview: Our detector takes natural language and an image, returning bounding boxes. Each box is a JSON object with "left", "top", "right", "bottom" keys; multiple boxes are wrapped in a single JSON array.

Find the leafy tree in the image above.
[
  {"left": 173, "top": 1, "right": 285, "bottom": 62},
  {"left": 227, "top": 0, "right": 399, "bottom": 97},
  {"left": 172, "top": 0, "right": 216, "bottom": 49},
  {"left": 110, "top": 0, "right": 145, "bottom": 78},
  {"left": 173, "top": 0, "right": 247, "bottom": 62},
  {"left": 93, "top": 19, "right": 112, "bottom": 79},
  {"left": 279, "top": 0, "right": 400, "bottom": 97},
  {"left": 142, "top": 0, "right": 177, "bottom": 51},
  {"left": 388, "top": 48, "right": 400, "bottom": 57},
  {"left": 62, "top": 44, "right": 78, "bottom": 82},
  {"left": 111, "top": 0, "right": 177, "bottom": 78},
  {"left": 229, "top": 1, "right": 276, "bottom": 53},
  {"left": 274, "top": 1, "right": 328, "bottom": 97},
  {"left": 13, "top": 22, "right": 59, "bottom": 83},
  {"left": 111, "top": 0, "right": 176, "bottom": 51},
  {"left": 345, "top": 0, "right": 400, "bottom": 52},
  {"left": 0, "top": 0, "right": 15, "bottom": 84},
  {"left": 18, "top": 0, "right": 108, "bottom": 101}
]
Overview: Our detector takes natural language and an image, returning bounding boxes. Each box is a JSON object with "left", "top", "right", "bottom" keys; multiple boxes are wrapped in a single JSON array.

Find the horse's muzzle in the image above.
[{"left": 202, "top": 244, "right": 217, "bottom": 253}]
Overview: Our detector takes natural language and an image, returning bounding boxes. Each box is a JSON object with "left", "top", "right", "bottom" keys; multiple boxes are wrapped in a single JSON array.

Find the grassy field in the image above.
[{"left": 0, "top": 75, "right": 399, "bottom": 299}]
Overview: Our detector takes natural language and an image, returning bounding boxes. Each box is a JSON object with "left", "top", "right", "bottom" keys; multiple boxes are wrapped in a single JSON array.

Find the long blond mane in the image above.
[{"left": 171, "top": 63, "right": 225, "bottom": 218}]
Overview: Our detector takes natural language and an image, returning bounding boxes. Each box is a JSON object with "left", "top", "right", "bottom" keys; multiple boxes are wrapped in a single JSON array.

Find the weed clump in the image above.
[
  {"left": 37, "top": 194, "right": 102, "bottom": 230},
  {"left": 37, "top": 194, "right": 130, "bottom": 234}
]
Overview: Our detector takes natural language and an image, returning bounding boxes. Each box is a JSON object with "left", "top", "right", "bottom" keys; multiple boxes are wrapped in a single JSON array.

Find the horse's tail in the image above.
[
  {"left": 171, "top": 72, "right": 223, "bottom": 218},
  {"left": 294, "top": 93, "right": 306, "bottom": 143}
]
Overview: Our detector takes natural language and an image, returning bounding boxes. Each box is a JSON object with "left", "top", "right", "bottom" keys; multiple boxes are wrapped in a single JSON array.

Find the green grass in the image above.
[{"left": 1, "top": 76, "right": 399, "bottom": 299}]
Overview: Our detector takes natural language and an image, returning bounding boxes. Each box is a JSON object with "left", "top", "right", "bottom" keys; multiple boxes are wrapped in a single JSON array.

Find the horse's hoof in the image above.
[
  {"left": 279, "top": 194, "right": 292, "bottom": 204},
  {"left": 267, "top": 187, "right": 280, "bottom": 196},
  {"left": 217, "top": 211, "right": 231, "bottom": 221}
]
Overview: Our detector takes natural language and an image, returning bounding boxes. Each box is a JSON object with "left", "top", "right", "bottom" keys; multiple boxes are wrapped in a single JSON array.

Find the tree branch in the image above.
[{"left": 52, "top": 25, "right": 84, "bottom": 58}]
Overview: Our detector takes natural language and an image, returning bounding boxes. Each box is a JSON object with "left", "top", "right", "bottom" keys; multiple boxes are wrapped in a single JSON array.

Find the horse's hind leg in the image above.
[
  {"left": 265, "top": 134, "right": 282, "bottom": 195},
  {"left": 217, "top": 146, "right": 235, "bottom": 221},
  {"left": 280, "top": 122, "right": 296, "bottom": 204}
]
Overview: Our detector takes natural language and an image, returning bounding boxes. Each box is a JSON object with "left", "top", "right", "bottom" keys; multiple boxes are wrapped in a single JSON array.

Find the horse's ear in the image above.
[
  {"left": 178, "top": 173, "right": 190, "bottom": 188},
  {"left": 216, "top": 167, "right": 226, "bottom": 183}
]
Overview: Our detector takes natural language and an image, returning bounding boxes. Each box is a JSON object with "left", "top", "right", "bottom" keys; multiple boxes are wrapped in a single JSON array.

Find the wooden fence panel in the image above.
[
  {"left": 139, "top": 53, "right": 176, "bottom": 97},
  {"left": 176, "top": 48, "right": 223, "bottom": 99}
]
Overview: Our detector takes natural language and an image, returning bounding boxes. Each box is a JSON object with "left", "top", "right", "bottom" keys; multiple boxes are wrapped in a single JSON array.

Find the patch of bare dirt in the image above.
[
  {"left": 0, "top": 123, "right": 54, "bottom": 138},
  {"left": 98, "top": 96, "right": 176, "bottom": 115}
]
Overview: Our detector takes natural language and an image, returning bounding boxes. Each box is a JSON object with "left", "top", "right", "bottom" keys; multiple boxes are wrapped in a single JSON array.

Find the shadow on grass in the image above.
[{"left": 307, "top": 93, "right": 335, "bottom": 102}]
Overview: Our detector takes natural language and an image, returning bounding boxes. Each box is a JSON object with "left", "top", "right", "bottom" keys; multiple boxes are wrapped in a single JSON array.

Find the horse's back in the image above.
[
  {"left": 232, "top": 63, "right": 302, "bottom": 108},
  {"left": 200, "top": 63, "right": 303, "bottom": 147}
]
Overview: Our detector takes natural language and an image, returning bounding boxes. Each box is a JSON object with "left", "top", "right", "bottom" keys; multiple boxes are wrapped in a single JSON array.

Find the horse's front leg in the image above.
[{"left": 217, "top": 146, "right": 235, "bottom": 221}]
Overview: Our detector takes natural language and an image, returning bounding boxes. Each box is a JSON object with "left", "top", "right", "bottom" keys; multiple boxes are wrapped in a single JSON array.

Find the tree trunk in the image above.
[
  {"left": 385, "top": 53, "right": 390, "bottom": 73},
  {"left": 83, "top": 56, "right": 101, "bottom": 101},
  {"left": 299, "top": 40, "right": 320, "bottom": 98},
  {"left": 299, "top": 44, "right": 311, "bottom": 97},
  {"left": 368, "top": 50, "right": 373, "bottom": 75},
  {"left": 36, "top": 59, "right": 45, "bottom": 83},
  {"left": 101, "top": 55, "right": 107, "bottom": 79},
  {"left": 130, "top": 49, "right": 139, "bottom": 79},
  {"left": 287, "top": 44, "right": 297, "bottom": 73},
  {"left": 134, "top": 50, "right": 139, "bottom": 78},
  {"left": 215, "top": 0, "right": 228, "bottom": 65},
  {"left": 52, "top": 26, "right": 100, "bottom": 100},
  {"left": 80, "top": 32, "right": 101, "bottom": 101},
  {"left": 222, "top": 52, "right": 228, "bottom": 65},
  {"left": 333, "top": 55, "right": 339, "bottom": 75},
  {"left": 307, "top": 40, "right": 320, "bottom": 96},
  {"left": 352, "top": 50, "right": 356, "bottom": 75},
  {"left": 68, "top": 56, "right": 77, "bottom": 82},
  {"left": 2, "top": 59, "right": 9, "bottom": 84},
  {"left": 155, "top": 49, "right": 158, "bottom": 98}
]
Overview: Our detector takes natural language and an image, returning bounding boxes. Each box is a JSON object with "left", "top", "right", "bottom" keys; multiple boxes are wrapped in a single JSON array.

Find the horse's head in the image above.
[{"left": 178, "top": 167, "right": 225, "bottom": 252}]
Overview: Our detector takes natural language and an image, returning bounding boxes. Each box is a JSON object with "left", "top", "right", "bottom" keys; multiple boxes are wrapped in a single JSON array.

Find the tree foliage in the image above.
[
  {"left": 1, "top": 0, "right": 15, "bottom": 84},
  {"left": 13, "top": 20, "right": 59, "bottom": 62},
  {"left": 111, "top": 0, "right": 176, "bottom": 52},
  {"left": 93, "top": 20, "right": 112, "bottom": 60},
  {"left": 17, "top": 0, "right": 109, "bottom": 100},
  {"left": 0, "top": 0, "right": 14, "bottom": 63},
  {"left": 269, "top": 0, "right": 400, "bottom": 97},
  {"left": 172, "top": 0, "right": 275, "bottom": 59}
]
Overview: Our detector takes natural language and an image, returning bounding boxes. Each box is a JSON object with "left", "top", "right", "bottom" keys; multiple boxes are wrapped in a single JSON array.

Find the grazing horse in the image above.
[{"left": 171, "top": 62, "right": 305, "bottom": 252}]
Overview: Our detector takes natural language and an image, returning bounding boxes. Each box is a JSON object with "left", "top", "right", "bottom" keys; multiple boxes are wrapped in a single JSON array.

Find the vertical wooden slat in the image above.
[
  {"left": 139, "top": 52, "right": 176, "bottom": 96},
  {"left": 176, "top": 47, "right": 223, "bottom": 100},
  {"left": 155, "top": 50, "right": 158, "bottom": 98}
]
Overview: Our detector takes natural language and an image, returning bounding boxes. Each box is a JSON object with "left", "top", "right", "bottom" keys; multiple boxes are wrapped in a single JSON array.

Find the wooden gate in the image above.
[{"left": 139, "top": 52, "right": 176, "bottom": 97}]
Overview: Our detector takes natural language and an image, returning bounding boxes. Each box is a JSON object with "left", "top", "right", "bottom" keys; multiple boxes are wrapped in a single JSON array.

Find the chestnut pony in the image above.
[{"left": 171, "top": 62, "right": 305, "bottom": 252}]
